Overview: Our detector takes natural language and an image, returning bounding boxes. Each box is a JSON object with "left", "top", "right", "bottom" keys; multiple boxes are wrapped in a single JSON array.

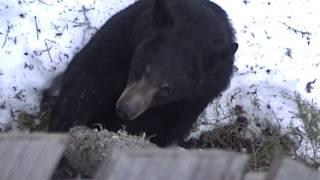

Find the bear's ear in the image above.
[
  {"left": 204, "top": 43, "right": 238, "bottom": 72},
  {"left": 153, "top": 0, "right": 175, "bottom": 27},
  {"left": 210, "top": 42, "right": 238, "bottom": 58}
]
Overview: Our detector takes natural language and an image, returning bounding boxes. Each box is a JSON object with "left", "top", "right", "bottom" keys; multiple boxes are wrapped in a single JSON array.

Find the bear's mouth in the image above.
[{"left": 116, "top": 78, "right": 158, "bottom": 120}]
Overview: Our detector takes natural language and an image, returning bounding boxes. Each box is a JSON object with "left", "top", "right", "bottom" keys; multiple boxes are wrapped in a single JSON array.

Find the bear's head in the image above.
[{"left": 116, "top": 0, "right": 238, "bottom": 120}]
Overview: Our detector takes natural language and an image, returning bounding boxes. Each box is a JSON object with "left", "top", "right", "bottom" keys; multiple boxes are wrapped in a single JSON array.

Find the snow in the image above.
[
  {"left": 0, "top": 0, "right": 319, "bottom": 161},
  {"left": 0, "top": 0, "right": 135, "bottom": 127}
]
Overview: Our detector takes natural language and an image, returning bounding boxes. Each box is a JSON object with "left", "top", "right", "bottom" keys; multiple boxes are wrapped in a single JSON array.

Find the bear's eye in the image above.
[{"left": 159, "top": 83, "right": 171, "bottom": 96}]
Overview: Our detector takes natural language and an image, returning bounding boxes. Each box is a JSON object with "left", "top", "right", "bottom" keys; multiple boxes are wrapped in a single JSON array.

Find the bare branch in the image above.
[
  {"left": 2, "top": 22, "right": 13, "bottom": 48},
  {"left": 44, "top": 39, "right": 54, "bottom": 62},
  {"left": 279, "top": 21, "right": 312, "bottom": 37},
  {"left": 34, "top": 16, "right": 40, "bottom": 40}
]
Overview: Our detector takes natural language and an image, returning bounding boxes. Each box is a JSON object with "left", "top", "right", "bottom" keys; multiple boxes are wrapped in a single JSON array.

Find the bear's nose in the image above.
[{"left": 116, "top": 103, "right": 132, "bottom": 120}]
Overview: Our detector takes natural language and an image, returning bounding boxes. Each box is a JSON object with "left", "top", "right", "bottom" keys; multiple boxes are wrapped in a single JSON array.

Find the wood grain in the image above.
[
  {"left": 0, "top": 133, "right": 67, "bottom": 180},
  {"left": 95, "top": 148, "right": 249, "bottom": 180}
]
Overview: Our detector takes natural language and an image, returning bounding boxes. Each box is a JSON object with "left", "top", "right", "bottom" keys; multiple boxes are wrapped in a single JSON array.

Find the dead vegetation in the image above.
[
  {"left": 11, "top": 91, "right": 320, "bottom": 177},
  {"left": 183, "top": 117, "right": 295, "bottom": 172},
  {"left": 291, "top": 93, "right": 320, "bottom": 168},
  {"left": 54, "top": 127, "right": 157, "bottom": 178},
  {"left": 183, "top": 92, "right": 320, "bottom": 172}
]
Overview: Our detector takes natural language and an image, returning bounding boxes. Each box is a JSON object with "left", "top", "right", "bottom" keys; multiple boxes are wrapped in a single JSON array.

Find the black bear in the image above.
[{"left": 48, "top": 0, "right": 238, "bottom": 147}]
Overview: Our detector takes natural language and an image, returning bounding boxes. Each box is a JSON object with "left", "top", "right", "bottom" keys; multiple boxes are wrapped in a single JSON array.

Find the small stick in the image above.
[
  {"left": 2, "top": 23, "right": 13, "bottom": 48},
  {"left": 34, "top": 16, "right": 40, "bottom": 40},
  {"left": 44, "top": 39, "right": 53, "bottom": 62},
  {"left": 279, "top": 21, "right": 312, "bottom": 37},
  {"left": 79, "top": 5, "right": 94, "bottom": 22},
  {"left": 38, "top": 0, "right": 50, "bottom": 6}
]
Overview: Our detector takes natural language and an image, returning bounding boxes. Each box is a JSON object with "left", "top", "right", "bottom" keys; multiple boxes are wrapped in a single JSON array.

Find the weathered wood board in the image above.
[
  {"left": 266, "top": 158, "right": 320, "bottom": 180},
  {"left": 1, "top": 132, "right": 320, "bottom": 180},
  {"left": 95, "top": 148, "right": 249, "bottom": 180},
  {"left": 244, "top": 172, "right": 266, "bottom": 180},
  {"left": 0, "top": 133, "right": 67, "bottom": 180}
]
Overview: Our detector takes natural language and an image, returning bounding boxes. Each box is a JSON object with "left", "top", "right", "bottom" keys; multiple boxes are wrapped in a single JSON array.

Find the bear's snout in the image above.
[
  {"left": 116, "top": 102, "right": 134, "bottom": 120},
  {"left": 116, "top": 79, "right": 158, "bottom": 120}
]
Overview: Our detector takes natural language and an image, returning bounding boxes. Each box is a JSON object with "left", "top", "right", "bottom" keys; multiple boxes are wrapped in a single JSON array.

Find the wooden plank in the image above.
[
  {"left": 243, "top": 172, "right": 265, "bottom": 180},
  {"left": 0, "top": 133, "right": 67, "bottom": 180},
  {"left": 265, "top": 158, "right": 320, "bottom": 180},
  {"left": 95, "top": 148, "right": 249, "bottom": 180}
]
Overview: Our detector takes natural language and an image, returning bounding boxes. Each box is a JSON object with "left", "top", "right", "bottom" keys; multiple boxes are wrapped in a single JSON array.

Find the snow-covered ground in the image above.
[
  {"left": 201, "top": 0, "right": 320, "bottom": 163},
  {"left": 0, "top": 0, "right": 319, "bottom": 161},
  {"left": 0, "top": 0, "right": 135, "bottom": 127}
]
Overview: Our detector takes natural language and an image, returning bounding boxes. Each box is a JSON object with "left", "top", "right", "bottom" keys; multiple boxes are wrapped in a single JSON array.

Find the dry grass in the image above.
[
  {"left": 185, "top": 92, "right": 320, "bottom": 171},
  {"left": 183, "top": 117, "right": 295, "bottom": 172}
]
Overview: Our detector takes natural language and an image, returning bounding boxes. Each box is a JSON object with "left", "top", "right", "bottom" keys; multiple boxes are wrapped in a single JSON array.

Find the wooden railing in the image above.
[{"left": 0, "top": 133, "right": 319, "bottom": 180}]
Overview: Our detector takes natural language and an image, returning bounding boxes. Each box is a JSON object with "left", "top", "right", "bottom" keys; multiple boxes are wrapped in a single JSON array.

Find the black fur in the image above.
[{"left": 48, "top": 0, "right": 238, "bottom": 147}]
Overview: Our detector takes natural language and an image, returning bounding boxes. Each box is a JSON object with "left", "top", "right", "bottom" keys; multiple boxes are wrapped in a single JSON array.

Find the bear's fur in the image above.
[{"left": 48, "top": 0, "right": 238, "bottom": 147}]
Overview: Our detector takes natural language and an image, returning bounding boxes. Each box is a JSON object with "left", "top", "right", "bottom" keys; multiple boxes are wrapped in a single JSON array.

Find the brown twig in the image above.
[
  {"left": 52, "top": 23, "right": 68, "bottom": 37},
  {"left": 38, "top": 0, "right": 50, "bottom": 6},
  {"left": 79, "top": 6, "right": 91, "bottom": 22},
  {"left": 279, "top": 21, "right": 312, "bottom": 37},
  {"left": 2, "top": 22, "right": 13, "bottom": 48},
  {"left": 34, "top": 16, "right": 40, "bottom": 40},
  {"left": 44, "top": 39, "right": 54, "bottom": 62}
]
